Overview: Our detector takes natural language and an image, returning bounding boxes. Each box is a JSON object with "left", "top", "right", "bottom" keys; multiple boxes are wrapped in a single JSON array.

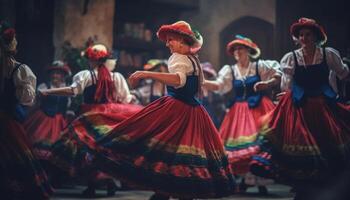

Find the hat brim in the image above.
[
  {"left": 226, "top": 40, "right": 261, "bottom": 59},
  {"left": 157, "top": 26, "right": 202, "bottom": 53},
  {"left": 157, "top": 26, "right": 194, "bottom": 42},
  {"left": 290, "top": 24, "right": 327, "bottom": 44}
]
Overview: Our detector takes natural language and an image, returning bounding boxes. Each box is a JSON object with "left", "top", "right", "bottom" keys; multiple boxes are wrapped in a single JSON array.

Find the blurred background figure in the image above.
[
  {"left": 24, "top": 60, "right": 73, "bottom": 161},
  {"left": 201, "top": 62, "right": 226, "bottom": 128},
  {"left": 204, "top": 35, "right": 281, "bottom": 195},
  {"left": 131, "top": 59, "right": 168, "bottom": 105}
]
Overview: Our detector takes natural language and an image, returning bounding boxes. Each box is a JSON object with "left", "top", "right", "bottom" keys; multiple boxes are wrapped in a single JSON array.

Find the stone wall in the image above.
[
  {"left": 53, "top": 0, "right": 115, "bottom": 58},
  {"left": 181, "top": 0, "right": 276, "bottom": 68}
]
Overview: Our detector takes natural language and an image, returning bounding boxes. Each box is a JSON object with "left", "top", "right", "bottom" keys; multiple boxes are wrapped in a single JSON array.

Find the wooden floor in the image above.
[{"left": 52, "top": 184, "right": 294, "bottom": 200}]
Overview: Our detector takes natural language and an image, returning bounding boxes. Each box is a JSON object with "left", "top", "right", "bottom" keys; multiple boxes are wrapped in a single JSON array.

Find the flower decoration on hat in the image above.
[
  {"left": 226, "top": 34, "right": 261, "bottom": 59},
  {"left": 290, "top": 17, "right": 327, "bottom": 45},
  {"left": 84, "top": 44, "right": 110, "bottom": 62},
  {"left": 157, "top": 21, "right": 203, "bottom": 54},
  {"left": 0, "top": 20, "right": 15, "bottom": 43}
]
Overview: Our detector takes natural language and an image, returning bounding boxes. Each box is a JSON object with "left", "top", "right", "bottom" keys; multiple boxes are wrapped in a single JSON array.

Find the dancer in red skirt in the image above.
[
  {"left": 250, "top": 18, "right": 350, "bottom": 198},
  {"left": 24, "top": 60, "right": 72, "bottom": 160},
  {"left": 204, "top": 35, "right": 281, "bottom": 194},
  {"left": 0, "top": 20, "right": 52, "bottom": 199},
  {"left": 39, "top": 44, "right": 142, "bottom": 196},
  {"left": 55, "top": 21, "right": 235, "bottom": 200},
  {"left": 39, "top": 44, "right": 142, "bottom": 171}
]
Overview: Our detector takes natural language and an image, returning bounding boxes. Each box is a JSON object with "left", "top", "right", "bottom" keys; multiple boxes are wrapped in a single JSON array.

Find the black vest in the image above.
[{"left": 291, "top": 48, "right": 337, "bottom": 106}]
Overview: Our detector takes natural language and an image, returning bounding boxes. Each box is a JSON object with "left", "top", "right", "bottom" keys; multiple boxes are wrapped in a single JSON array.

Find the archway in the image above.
[{"left": 220, "top": 16, "right": 274, "bottom": 67}]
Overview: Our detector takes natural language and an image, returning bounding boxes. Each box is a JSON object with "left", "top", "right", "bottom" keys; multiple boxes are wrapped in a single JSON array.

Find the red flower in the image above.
[
  {"left": 3, "top": 28, "right": 16, "bottom": 42},
  {"left": 85, "top": 46, "right": 109, "bottom": 61}
]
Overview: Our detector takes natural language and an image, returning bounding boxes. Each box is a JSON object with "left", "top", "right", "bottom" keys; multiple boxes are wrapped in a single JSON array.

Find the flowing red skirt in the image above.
[
  {"left": 50, "top": 102, "right": 143, "bottom": 175},
  {"left": 24, "top": 110, "right": 67, "bottom": 159},
  {"left": 56, "top": 96, "right": 235, "bottom": 198},
  {"left": 80, "top": 102, "right": 143, "bottom": 115},
  {"left": 220, "top": 96, "right": 275, "bottom": 174},
  {"left": 252, "top": 92, "right": 350, "bottom": 183},
  {"left": 0, "top": 112, "right": 53, "bottom": 199}
]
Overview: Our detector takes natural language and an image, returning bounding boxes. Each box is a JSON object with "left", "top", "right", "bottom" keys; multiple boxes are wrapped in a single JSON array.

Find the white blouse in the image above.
[
  {"left": 168, "top": 53, "right": 203, "bottom": 88},
  {"left": 10, "top": 63, "right": 37, "bottom": 106},
  {"left": 280, "top": 47, "right": 349, "bottom": 92},
  {"left": 70, "top": 70, "right": 133, "bottom": 104},
  {"left": 215, "top": 60, "right": 281, "bottom": 94}
]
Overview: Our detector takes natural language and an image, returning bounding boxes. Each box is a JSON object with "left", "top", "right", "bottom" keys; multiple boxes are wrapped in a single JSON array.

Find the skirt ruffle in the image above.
[
  {"left": 220, "top": 96, "right": 275, "bottom": 174},
  {"left": 50, "top": 102, "right": 142, "bottom": 175},
  {"left": 251, "top": 92, "right": 350, "bottom": 183},
  {"left": 24, "top": 110, "right": 67, "bottom": 160},
  {"left": 0, "top": 112, "right": 53, "bottom": 199},
  {"left": 54, "top": 96, "right": 235, "bottom": 198},
  {"left": 79, "top": 102, "right": 143, "bottom": 115}
]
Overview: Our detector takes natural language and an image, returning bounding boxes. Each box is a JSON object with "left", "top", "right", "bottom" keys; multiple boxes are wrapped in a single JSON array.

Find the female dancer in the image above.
[
  {"left": 250, "top": 17, "right": 350, "bottom": 199},
  {"left": 204, "top": 35, "right": 281, "bottom": 194},
  {"left": 0, "top": 20, "right": 52, "bottom": 199},
  {"left": 40, "top": 44, "right": 142, "bottom": 196},
  {"left": 53, "top": 21, "right": 235, "bottom": 200},
  {"left": 24, "top": 60, "right": 72, "bottom": 160}
]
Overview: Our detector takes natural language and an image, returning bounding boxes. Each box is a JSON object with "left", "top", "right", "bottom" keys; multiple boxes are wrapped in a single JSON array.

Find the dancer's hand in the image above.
[
  {"left": 276, "top": 92, "right": 286, "bottom": 101},
  {"left": 254, "top": 81, "right": 269, "bottom": 92},
  {"left": 129, "top": 71, "right": 146, "bottom": 88},
  {"left": 38, "top": 89, "right": 49, "bottom": 97}
]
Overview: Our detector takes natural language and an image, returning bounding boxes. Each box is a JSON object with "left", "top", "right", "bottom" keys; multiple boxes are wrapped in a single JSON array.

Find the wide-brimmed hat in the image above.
[
  {"left": 201, "top": 62, "right": 217, "bottom": 78},
  {"left": 157, "top": 21, "right": 203, "bottom": 53},
  {"left": 84, "top": 44, "right": 110, "bottom": 61},
  {"left": 46, "top": 60, "right": 71, "bottom": 76},
  {"left": 226, "top": 35, "right": 261, "bottom": 59},
  {"left": 290, "top": 17, "right": 327, "bottom": 45},
  {"left": 143, "top": 59, "right": 167, "bottom": 71}
]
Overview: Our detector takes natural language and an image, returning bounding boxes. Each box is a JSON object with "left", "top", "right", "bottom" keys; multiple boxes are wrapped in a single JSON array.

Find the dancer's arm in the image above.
[
  {"left": 203, "top": 64, "right": 233, "bottom": 93},
  {"left": 129, "top": 71, "right": 181, "bottom": 88},
  {"left": 39, "top": 87, "right": 75, "bottom": 96},
  {"left": 254, "top": 60, "right": 282, "bottom": 92},
  {"left": 203, "top": 80, "right": 220, "bottom": 91}
]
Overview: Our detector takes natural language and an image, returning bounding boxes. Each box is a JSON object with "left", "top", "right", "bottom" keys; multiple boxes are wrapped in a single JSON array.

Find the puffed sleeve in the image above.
[
  {"left": 280, "top": 52, "right": 295, "bottom": 91},
  {"left": 70, "top": 70, "right": 90, "bottom": 95},
  {"left": 113, "top": 72, "right": 133, "bottom": 103},
  {"left": 216, "top": 65, "right": 234, "bottom": 94},
  {"left": 258, "top": 60, "right": 282, "bottom": 81},
  {"left": 168, "top": 53, "right": 193, "bottom": 88},
  {"left": 325, "top": 47, "right": 349, "bottom": 80},
  {"left": 13, "top": 64, "right": 37, "bottom": 106}
]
